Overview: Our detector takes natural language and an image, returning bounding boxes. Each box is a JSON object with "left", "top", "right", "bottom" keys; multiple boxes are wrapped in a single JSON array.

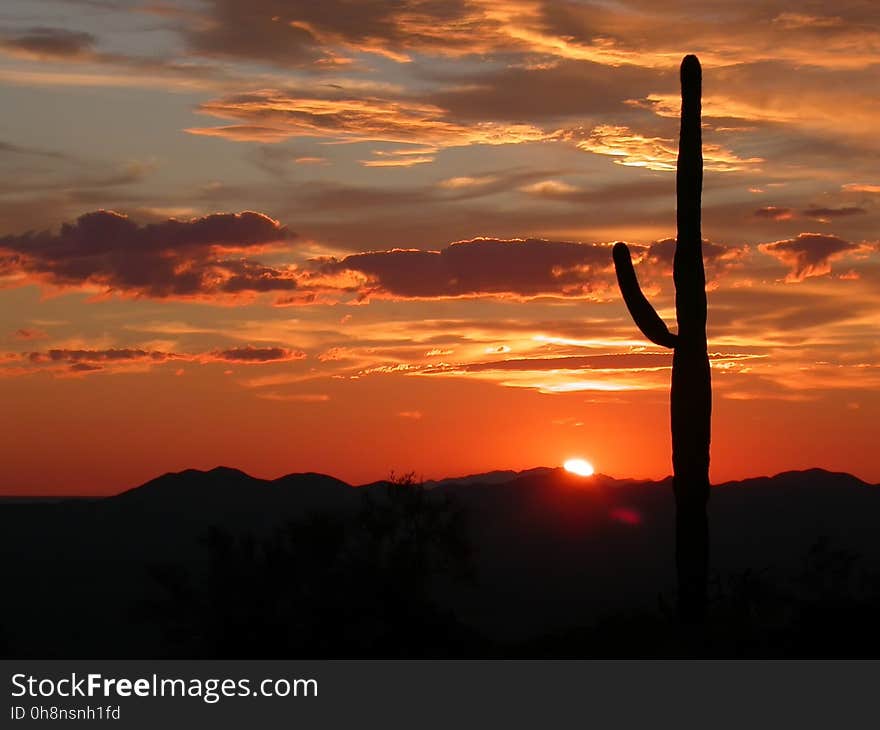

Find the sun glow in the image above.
[{"left": 563, "top": 458, "right": 595, "bottom": 477}]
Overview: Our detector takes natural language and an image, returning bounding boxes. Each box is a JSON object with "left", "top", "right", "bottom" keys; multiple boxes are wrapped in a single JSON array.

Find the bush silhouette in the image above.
[{"left": 141, "top": 474, "right": 478, "bottom": 657}]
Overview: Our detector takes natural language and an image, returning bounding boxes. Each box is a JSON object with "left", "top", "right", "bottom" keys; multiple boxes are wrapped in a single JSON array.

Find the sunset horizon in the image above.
[{"left": 2, "top": 1, "right": 879, "bottom": 496}]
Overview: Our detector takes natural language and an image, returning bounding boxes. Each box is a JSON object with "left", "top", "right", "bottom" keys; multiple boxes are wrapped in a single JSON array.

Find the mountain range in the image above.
[{"left": 1, "top": 466, "right": 878, "bottom": 657}]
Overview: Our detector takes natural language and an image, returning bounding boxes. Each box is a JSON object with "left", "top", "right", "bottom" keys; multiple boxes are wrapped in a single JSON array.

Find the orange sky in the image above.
[{"left": 0, "top": 0, "right": 879, "bottom": 493}]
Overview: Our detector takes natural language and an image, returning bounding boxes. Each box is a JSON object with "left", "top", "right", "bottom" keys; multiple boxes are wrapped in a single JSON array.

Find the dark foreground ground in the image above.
[{"left": 2, "top": 467, "right": 879, "bottom": 658}]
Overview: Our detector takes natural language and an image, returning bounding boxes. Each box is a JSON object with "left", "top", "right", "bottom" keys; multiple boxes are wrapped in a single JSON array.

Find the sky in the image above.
[{"left": 0, "top": 0, "right": 878, "bottom": 494}]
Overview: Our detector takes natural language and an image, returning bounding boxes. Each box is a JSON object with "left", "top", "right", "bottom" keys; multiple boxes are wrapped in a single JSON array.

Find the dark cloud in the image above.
[
  {"left": 758, "top": 233, "right": 858, "bottom": 281},
  {"left": 29, "top": 348, "right": 176, "bottom": 364},
  {"left": 0, "top": 27, "right": 96, "bottom": 59},
  {"left": 0, "top": 210, "right": 296, "bottom": 299},
  {"left": 802, "top": 206, "right": 867, "bottom": 221},
  {"left": 315, "top": 237, "right": 616, "bottom": 300},
  {"left": 69, "top": 362, "right": 103, "bottom": 372},
  {"left": 21, "top": 345, "right": 306, "bottom": 374},
  {"left": 211, "top": 346, "right": 305, "bottom": 363}
]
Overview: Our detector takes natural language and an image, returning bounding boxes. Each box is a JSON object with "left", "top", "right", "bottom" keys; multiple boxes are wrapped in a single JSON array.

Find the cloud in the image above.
[
  {"left": 754, "top": 206, "right": 794, "bottom": 221},
  {"left": 210, "top": 345, "right": 305, "bottom": 363},
  {"left": 359, "top": 148, "right": 436, "bottom": 167},
  {"left": 802, "top": 206, "right": 867, "bottom": 222},
  {"left": 25, "top": 347, "right": 179, "bottom": 374},
  {"left": 424, "top": 352, "right": 676, "bottom": 374},
  {"left": 186, "top": 90, "right": 549, "bottom": 151},
  {"left": 568, "top": 125, "right": 762, "bottom": 172},
  {"left": 843, "top": 183, "right": 880, "bottom": 194},
  {"left": 437, "top": 175, "right": 499, "bottom": 190},
  {"left": 0, "top": 27, "right": 96, "bottom": 60},
  {"left": 312, "top": 237, "right": 617, "bottom": 301},
  {"left": 520, "top": 180, "right": 581, "bottom": 196},
  {"left": 758, "top": 233, "right": 859, "bottom": 281},
  {"left": 0, "top": 210, "right": 296, "bottom": 299},
  {"left": 186, "top": 125, "right": 294, "bottom": 143},
  {"left": 516, "top": 176, "right": 672, "bottom": 206}
]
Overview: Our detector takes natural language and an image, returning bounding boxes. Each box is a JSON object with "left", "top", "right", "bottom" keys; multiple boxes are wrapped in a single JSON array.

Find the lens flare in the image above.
[{"left": 563, "top": 458, "right": 595, "bottom": 477}]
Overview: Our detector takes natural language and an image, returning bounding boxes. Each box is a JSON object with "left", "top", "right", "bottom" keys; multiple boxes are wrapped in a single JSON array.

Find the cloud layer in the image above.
[{"left": 6, "top": 210, "right": 870, "bottom": 303}]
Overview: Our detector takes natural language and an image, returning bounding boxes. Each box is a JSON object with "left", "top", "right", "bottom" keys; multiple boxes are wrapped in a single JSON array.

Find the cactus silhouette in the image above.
[{"left": 612, "top": 54, "right": 711, "bottom": 623}]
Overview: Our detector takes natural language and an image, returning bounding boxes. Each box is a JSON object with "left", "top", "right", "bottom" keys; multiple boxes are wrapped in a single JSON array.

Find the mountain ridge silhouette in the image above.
[
  {"left": 2, "top": 465, "right": 879, "bottom": 657},
  {"left": 55, "top": 464, "right": 880, "bottom": 501}
]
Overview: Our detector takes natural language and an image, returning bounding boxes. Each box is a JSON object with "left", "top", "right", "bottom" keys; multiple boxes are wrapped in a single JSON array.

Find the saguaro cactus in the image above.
[{"left": 612, "top": 55, "right": 711, "bottom": 623}]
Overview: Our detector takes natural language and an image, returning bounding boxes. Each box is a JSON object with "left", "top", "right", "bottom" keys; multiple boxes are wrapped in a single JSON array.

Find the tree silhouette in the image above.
[{"left": 612, "top": 54, "right": 711, "bottom": 623}]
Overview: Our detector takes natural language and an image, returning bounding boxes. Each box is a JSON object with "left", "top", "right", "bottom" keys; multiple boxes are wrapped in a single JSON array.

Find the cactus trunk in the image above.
[{"left": 612, "top": 55, "right": 711, "bottom": 623}]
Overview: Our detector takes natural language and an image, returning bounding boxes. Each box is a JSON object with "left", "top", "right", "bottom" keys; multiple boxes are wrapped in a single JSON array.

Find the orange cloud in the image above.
[
  {"left": 843, "top": 183, "right": 880, "bottom": 194},
  {"left": 183, "top": 0, "right": 880, "bottom": 73},
  {"left": 759, "top": 233, "right": 859, "bottom": 282},
  {"left": 187, "top": 92, "right": 549, "bottom": 151},
  {"left": 568, "top": 125, "right": 762, "bottom": 172}
]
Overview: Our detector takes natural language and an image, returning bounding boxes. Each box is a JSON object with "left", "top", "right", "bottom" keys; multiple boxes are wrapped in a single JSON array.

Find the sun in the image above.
[{"left": 563, "top": 458, "right": 595, "bottom": 477}]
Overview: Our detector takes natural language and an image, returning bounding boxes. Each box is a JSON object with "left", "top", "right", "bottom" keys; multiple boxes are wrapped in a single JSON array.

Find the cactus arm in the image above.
[{"left": 612, "top": 242, "right": 678, "bottom": 349}]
